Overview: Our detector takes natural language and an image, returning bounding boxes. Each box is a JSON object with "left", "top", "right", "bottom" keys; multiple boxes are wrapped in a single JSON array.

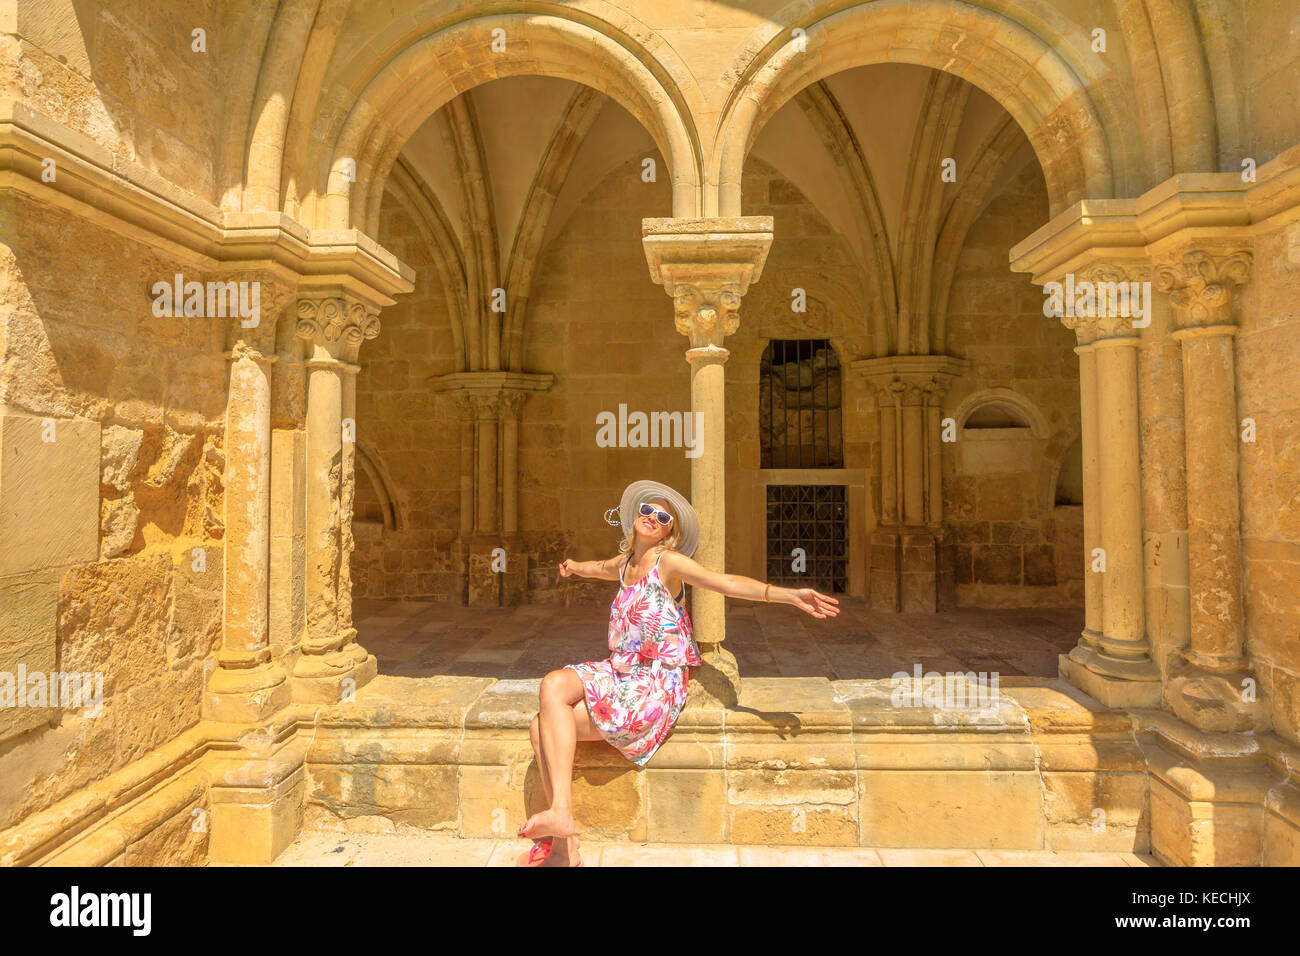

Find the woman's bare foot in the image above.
[
  {"left": 539, "top": 834, "right": 582, "bottom": 867},
  {"left": 517, "top": 806, "right": 579, "bottom": 840}
]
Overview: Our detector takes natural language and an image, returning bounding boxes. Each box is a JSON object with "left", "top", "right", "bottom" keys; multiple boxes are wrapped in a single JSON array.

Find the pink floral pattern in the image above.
[{"left": 565, "top": 549, "right": 702, "bottom": 767}]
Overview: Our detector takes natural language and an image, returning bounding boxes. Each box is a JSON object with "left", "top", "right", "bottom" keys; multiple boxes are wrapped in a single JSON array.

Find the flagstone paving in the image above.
[
  {"left": 354, "top": 598, "right": 1083, "bottom": 680},
  {"left": 261, "top": 829, "right": 1158, "bottom": 867}
]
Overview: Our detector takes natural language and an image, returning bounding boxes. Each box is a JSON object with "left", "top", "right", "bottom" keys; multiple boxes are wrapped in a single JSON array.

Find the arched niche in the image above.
[{"left": 952, "top": 388, "right": 1047, "bottom": 477}]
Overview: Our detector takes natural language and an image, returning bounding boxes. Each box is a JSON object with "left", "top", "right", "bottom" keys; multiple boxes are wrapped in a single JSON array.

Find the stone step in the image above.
[
  {"left": 256, "top": 829, "right": 1159, "bottom": 866},
  {"left": 303, "top": 672, "right": 1152, "bottom": 853}
]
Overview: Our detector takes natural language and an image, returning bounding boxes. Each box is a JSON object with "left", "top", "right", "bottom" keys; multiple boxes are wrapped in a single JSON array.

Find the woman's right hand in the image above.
[{"left": 558, "top": 558, "right": 574, "bottom": 578}]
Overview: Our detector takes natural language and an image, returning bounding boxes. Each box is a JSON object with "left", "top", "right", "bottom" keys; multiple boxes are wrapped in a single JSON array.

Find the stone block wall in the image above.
[
  {"left": 1237, "top": 213, "right": 1300, "bottom": 749},
  {"left": 5, "top": 0, "right": 225, "bottom": 203},
  {"left": 0, "top": 194, "right": 226, "bottom": 832}
]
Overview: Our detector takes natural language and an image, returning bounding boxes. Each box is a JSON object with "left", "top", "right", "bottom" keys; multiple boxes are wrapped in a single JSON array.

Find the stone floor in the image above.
[
  {"left": 354, "top": 597, "right": 1084, "bottom": 680},
  {"left": 267, "top": 829, "right": 1158, "bottom": 866}
]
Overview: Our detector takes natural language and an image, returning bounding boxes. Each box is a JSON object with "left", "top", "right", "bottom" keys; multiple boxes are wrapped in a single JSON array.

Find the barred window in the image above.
[
  {"left": 760, "top": 339, "right": 843, "bottom": 468},
  {"left": 766, "top": 484, "right": 848, "bottom": 594}
]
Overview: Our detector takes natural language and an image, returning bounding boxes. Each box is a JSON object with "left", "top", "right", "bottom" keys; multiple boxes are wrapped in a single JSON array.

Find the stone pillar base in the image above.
[
  {"left": 689, "top": 642, "right": 739, "bottom": 709},
  {"left": 203, "top": 661, "right": 291, "bottom": 723},
  {"left": 1059, "top": 651, "right": 1162, "bottom": 709},
  {"left": 1166, "top": 657, "right": 1272, "bottom": 733},
  {"left": 206, "top": 738, "right": 309, "bottom": 864},
  {"left": 869, "top": 529, "right": 954, "bottom": 612},
  {"left": 291, "top": 645, "right": 378, "bottom": 704},
  {"left": 1145, "top": 730, "right": 1295, "bottom": 866},
  {"left": 461, "top": 533, "right": 530, "bottom": 606}
]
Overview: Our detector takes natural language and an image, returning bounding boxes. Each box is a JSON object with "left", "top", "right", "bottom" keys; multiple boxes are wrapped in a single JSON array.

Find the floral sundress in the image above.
[{"left": 565, "top": 548, "right": 703, "bottom": 767}]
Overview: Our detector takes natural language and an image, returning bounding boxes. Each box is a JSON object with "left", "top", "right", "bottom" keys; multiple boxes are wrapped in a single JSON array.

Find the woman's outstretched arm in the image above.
[
  {"left": 659, "top": 551, "right": 840, "bottom": 619},
  {"left": 557, "top": 555, "right": 624, "bottom": 582}
]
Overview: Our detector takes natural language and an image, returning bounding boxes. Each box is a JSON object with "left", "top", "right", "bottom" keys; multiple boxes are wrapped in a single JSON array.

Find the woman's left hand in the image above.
[{"left": 788, "top": 588, "right": 840, "bottom": 619}]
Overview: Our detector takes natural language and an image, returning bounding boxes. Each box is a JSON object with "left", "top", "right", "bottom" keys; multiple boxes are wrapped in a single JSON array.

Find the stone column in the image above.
[
  {"left": 924, "top": 384, "right": 943, "bottom": 530},
  {"left": 501, "top": 390, "right": 524, "bottom": 536},
  {"left": 1155, "top": 249, "right": 1269, "bottom": 732},
  {"left": 206, "top": 336, "right": 290, "bottom": 722},
  {"left": 1073, "top": 336, "right": 1104, "bottom": 655},
  {"left": 643, "top": 216, "right": 774, "bottom": 707},
  {"left": 337, "top": 361, "right": 360, "bottom": 642},
  {"left": 473, "top": 394, "right": 499, "bottom": 535},
  {"left": 292, "top": 294, "right": 380, "bottom": 702},
  {"left": 901, "top": 389, "right": 926, "bottom": 527},
  {"left": 1056, "top": 265, "right": 1162, "bottom": 707}
]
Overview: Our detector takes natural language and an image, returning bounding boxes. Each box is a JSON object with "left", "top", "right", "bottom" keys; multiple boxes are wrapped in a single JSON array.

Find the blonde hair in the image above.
[{"left": 617, "top": 498, "right": 682, "bottom": 555}]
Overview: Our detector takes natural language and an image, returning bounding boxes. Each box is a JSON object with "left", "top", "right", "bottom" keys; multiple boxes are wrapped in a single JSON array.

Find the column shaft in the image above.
[
  {"left": 902, "top": 398, "right": 925, "bottom": 526},
  {"left": 221, "top": 347, "right": 275, "bottom": 663},
  {"left": 475, "top": 409, "right": 498, "bottom": 534},
  {"left": 880, "top": 403, "right": 899, "bottom": 525},
  {"left": 503, "top": 413, "right": 519, "bottom": 536},
  {"left": 1093, "top": 337, "right": 1149, "bottom": 659},
  {"left": 302, "top": 358, "right": 344, "bottom": 654},
  {"left": 337, "top": 363, "right": 359, "bottom": 640},
  {"left": 1176, "top": 326, "right": 1245, "bottom": 668},
  {"left": 925, "top": 395, "right": 942, "bottom": 526},
  {"left": 1076, "top": 343, "right": 1104, "bottom": 647},
  {"left": 687, "top": 346, "right": 728, "bottom": 644}
]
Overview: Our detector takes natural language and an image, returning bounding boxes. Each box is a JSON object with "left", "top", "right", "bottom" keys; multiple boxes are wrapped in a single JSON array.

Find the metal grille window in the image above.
[
  {"left": 760, "top": 339, "right": 843, "bottom": 468},
  {"left": 765, "top": 484, "right": 847, "bottom": 594}
]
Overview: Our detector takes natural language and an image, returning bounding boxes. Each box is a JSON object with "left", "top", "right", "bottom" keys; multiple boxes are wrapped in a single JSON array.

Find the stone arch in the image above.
[
  {"left": 355, "top": 441, "right": 402, "bottom": 533},
  {"left": 953, "top": 387, "right": 1049, "bottom": 438},
  {"left": 713, "top": 0, "right": 1117, "bottom": 218},
  {"left": 279, "top": 11, "right": 702, "bottom": 230}
]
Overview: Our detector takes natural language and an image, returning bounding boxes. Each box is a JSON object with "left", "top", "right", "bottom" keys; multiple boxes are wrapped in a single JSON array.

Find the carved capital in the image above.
[
  {"left": 1154, "top": 250, "right": 1253, "bottom": 330},
  {"left": 672, "top": 283, "right": 742, "bottom": 348},
  {"left": 1053, "top": 261, "right": 1153, "bottom": 343},
  {"left": 296, "top": 295, "right": 381, "bottom": 361}
]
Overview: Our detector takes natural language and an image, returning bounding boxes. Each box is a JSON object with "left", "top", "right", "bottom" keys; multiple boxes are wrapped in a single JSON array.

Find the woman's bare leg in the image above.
[
  {"left": 526, "top": 703, "right": 598, "bottom": 866},
  {"left": 519, "top": 668, "right": 602, "bottom": 842}
]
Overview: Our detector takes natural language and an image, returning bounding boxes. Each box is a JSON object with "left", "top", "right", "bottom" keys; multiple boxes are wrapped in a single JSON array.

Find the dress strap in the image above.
[
  {"left": 619, "top": 551, "right": 633, "bottom": 587},
  {"left": 653, "top": 548, "right": 685, "bottom": 603}
]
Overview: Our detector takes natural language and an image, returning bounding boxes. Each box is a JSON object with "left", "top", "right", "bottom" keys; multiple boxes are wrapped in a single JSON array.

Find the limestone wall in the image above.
[
  {"left": 3, "top": 0, "right": 225, "bottom": 203},
  {"left": 0, "top": 193, "right": 226, "bottom": 833},
  {"left": 1237, "top": 213, "right": 1300, "bottom": 748}
]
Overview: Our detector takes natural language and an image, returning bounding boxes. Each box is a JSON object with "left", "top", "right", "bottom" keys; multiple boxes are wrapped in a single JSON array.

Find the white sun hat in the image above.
[{"left": 603, "top": 479, "right": 701, "bottom": 558}]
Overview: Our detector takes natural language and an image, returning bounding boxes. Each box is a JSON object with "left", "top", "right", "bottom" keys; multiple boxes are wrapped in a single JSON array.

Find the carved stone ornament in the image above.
[
  {"left": 1154, "top": 250, "right": 1253, "bottom": 329},
  {"left": 672, "top": 283, "right": 742, "bottom": 347}
]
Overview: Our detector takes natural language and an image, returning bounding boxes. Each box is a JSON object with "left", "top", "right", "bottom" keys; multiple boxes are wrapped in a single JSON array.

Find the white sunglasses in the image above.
[{"left": 638, "top": 502, "right": 674, "bottom": 526}]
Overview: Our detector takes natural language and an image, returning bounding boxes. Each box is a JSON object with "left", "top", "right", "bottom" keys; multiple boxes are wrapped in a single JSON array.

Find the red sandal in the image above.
[{"left": 524, "top": 838, "right": 553, "bottom": 865}]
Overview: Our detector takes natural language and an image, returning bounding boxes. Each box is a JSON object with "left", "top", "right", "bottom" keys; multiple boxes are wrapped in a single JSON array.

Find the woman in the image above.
[{"left": 518, "top": 479, "right": 839, "bottom": 866}]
